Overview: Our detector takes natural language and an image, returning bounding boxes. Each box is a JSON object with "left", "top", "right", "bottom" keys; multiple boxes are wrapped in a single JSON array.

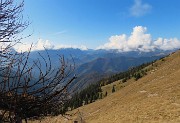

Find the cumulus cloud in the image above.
[
  {"left": 98, "top": 34, "right": 128, "bottom": 51},
  {"left": 97, "top": 26, "right": 180, "bottom": 52},
  {"left": 130, "top": 0, "right": 152, "bottom": 17},
  {"left": 154, "top": 38, "right": 180, "bottom": 51},
  {"left": 14, "top": 39, "right": 88, "bottom": 52}
]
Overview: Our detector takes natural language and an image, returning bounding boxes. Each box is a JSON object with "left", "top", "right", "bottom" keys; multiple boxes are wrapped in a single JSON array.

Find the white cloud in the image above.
[
  {"left": 35, "top": 39, "right": 54, "bottom": 50},
  {"left": 14, "top": 39, "right": 54, "bottom": 52},
  {"left": 127, "top": 26, "right": 153, "bottom": 51},
  {"left": 14, "top": 26, "right": 180, "bottom": 53},
  {"left": 130, "top": 0, "right": 152, "bottom": 17},
  {"left": 14, "top": 43, "right": 32, "bottom": 53},
  {"left": 97, "top": 26, "right": 180, "bottom": 52},
  {"left": 54, "top": 44, "right": 88, "bottom": 50},
  {"left": 97, "top": 34, "right": 128, "bottom": 51},
  {"left": 154, "top": 38, "right": 180, "bottom": 51},
  {"left": 14, "top": 39, "right": 88, "bottom": 52}
]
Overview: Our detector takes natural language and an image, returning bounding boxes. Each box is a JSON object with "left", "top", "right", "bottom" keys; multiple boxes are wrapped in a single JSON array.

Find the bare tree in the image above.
[
  {"left": 0, "top": 49, "right": 76, "bottom": 122},
  {"left": 0, "top": 0, "right": 76, "bottom": 122},
  {"left": 0, "top": 0, "right": 29, "bottom": 52}
]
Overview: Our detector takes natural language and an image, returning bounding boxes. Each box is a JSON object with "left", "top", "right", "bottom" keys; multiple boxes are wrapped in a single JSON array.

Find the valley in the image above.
[
  {"left": 29, "top": 48, "right": 167, "bottom": 91},
  {"left": 30, "top": 50, "right": 180, "bottom": 123},
  {"left": 1, "top": 1, "right": 180, "bottom": 123}
]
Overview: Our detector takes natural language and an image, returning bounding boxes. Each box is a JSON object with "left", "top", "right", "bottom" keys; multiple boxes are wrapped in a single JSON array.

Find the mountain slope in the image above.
[
  {"left": 72, "top": 56, "right": 161, "bottom": 90},
  {"left": 70, "top": 51, "right": 180, "bottom": 123},
  {"left": 67, "top": 50, "right": 180, "bottom": 123},
  {"left": 29, "top": 50, "right": 180, "bottom": 123},
  {"left": 29, "top": 48, "right": 165, "bottom": 91}
]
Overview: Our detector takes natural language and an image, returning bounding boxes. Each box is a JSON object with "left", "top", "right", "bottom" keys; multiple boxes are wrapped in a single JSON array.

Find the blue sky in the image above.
[{"left": 16, "top": 0, "right": 180, "bottom": 52}]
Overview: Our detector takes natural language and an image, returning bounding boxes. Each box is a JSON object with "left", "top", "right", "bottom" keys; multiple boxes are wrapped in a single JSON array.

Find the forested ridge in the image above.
[{"left": 63, "top": 58, "right": 163, "bottom": 112}]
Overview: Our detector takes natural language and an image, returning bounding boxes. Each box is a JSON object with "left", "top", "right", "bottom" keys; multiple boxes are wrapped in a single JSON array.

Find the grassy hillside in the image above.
[
  {"left": 30, "top": 50, "right": 180, "bottom": 123},
  {"left": 72, "top": 55, "right": 161, "bottom": 91}
]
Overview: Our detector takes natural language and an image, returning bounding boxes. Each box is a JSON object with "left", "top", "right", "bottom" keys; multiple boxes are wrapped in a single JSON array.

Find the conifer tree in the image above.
[{"left": 112, "top": 85, "right": 115, "bottom": 93}]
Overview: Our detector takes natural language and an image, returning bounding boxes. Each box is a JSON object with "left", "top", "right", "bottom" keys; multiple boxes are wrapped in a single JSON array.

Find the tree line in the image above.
[{"left": 65, "top": 60, "right": 157, "bottom": 111}]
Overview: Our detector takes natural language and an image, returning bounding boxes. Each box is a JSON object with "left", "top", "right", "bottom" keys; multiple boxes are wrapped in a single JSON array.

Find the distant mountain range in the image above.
[
  {"left": 66, "top": 50, "right": 180, "bottom": 123},
  {"left": 27, "top": 48, "right": 175, "bottom": 91}
]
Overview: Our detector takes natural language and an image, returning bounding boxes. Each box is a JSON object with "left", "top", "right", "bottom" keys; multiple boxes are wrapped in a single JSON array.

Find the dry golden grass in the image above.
[{"left": 30, "top": 50, "right": 180, "bottom": 123}]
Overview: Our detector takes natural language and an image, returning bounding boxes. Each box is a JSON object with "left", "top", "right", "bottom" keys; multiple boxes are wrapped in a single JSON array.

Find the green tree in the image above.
[
  {"left": 112, "top": 85, "right": 116, "bottom": 93},
  {"left": 122, "top": 78, "right": 127, "bottom": 83},
  {"left": 135, "top": 72, "right": 142, "bottom": 81},
  {"left": 105, "top": 91, "right": 108, "bottom": 97},
  {"left": 99, "top": 93, "right": 103, "bottom": 99}
]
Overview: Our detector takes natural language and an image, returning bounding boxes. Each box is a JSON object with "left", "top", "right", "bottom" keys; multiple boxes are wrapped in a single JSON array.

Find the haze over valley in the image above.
[{"left": 0, "top": 0, "right": 180, "bottom": 123}]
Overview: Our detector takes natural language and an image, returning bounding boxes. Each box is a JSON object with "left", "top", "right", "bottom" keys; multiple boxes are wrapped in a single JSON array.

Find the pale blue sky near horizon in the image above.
[{"left": 19, "top": 0, "right": 180, "bottom": 51}]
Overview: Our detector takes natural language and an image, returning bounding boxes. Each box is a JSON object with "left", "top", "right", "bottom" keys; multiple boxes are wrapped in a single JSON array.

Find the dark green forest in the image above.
[{"left": 60, "top": 59, "right": 159, "bottom": 114}]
